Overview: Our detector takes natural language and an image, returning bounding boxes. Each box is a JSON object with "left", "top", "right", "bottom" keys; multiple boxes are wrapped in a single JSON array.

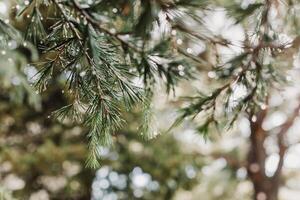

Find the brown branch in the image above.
[
  {"left": 177, "top": 48, "right": 211, "bottom": 67},
  {"left": 51, "top": 0, "right": 94, "bottom": 66},
  {"left": 71, "top": 0, "right": 143, "bottom": 54}
]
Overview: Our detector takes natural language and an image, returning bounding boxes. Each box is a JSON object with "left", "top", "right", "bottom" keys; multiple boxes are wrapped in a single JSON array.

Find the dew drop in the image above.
[
  {"left": 112, "top": 8, "right": 118, "bottom": 13},
  {"left": 176, "top": 39, "right": 183, "bottom": 45},
  {"left": 251, "top": 115, "right": 257, "bottom": 122},
  {"left": 177, "top": 65, "right": 184, "bottom": 71},
  {"left": 171, "top": 30, "right": 177, "bottom": 36},
  {"left": 260, "top": 104, "right": 267, "bottom": 110},
  {"left": 186, "top": 48, "right": 193, "bottom": 54},
  {"left": 208, "top": 71, "right": 216, "bottom": 79}
]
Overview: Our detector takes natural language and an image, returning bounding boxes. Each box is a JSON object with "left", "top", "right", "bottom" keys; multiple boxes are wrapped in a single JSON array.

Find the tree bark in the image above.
[
  {"left": 247, "top": 110, "right": 279, "bottom": 200},
  {"left": 247, "top": 101, "right": 300, "bottom": 200}
]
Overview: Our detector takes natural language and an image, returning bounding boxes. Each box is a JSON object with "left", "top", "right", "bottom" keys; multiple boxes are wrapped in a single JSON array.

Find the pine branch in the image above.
[{"left": 71, "top": 0, "right": 143, "bottom": 54}]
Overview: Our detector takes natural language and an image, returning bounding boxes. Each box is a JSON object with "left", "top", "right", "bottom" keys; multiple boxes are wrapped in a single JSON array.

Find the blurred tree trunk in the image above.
[
  {"left": 247, "top": 110, "right": 276, "bottom": 200},
  {"left": 247, "top": 101, "right": 300, "bottom": 200}
]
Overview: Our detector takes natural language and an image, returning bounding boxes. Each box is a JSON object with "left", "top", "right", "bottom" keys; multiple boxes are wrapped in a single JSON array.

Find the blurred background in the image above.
[{"left": 1, "top": 0, "right": 300, "bottom": 200}]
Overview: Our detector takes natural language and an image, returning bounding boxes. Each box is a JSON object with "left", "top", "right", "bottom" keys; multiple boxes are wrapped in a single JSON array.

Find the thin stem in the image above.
[{"left": 71, "top": 0, "right": 143, "bottom": 54}]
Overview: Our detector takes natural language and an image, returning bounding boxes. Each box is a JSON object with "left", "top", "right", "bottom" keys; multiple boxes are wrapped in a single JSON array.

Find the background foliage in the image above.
[{"left": 2, "top": 0, "right": 300, "bottom": 199}]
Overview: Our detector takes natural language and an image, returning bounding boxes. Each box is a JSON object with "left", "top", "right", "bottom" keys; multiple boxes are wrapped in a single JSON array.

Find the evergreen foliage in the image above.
[{"left": 1, "top": 0, "right": 300, "bottom": 167}]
